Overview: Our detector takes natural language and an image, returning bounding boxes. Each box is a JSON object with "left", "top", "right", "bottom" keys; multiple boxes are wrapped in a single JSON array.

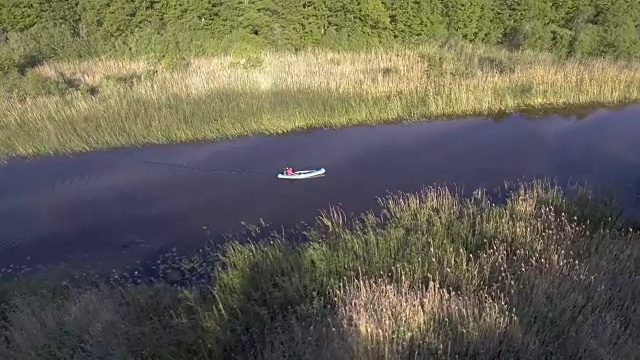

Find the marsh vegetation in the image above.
[
  {"left": 1, "top": 44, "right": 639, "bottom": 158},
  {"left": 0, "top": 181, "right": 638, "bottom": 359},
  {"left": 1, "top": 0, "right": 640, "bottom": 158},
  {"left": 1, "top": 1, "right": 639, "bottom": 358}
]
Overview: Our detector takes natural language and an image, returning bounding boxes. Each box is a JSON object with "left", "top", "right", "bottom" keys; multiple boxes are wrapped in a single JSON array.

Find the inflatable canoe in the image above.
[{"left": 278, "top": 168, "right": 325, "bottom": 179}]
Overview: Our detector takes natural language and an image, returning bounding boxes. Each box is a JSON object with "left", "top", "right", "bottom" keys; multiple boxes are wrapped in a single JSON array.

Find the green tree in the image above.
[
  {"left": 322, "top": 0, "right": 392, "bottom": 49},
  {"left": 0, "top": 0, "right": 638, "bottom": 60},
  {"left": 593, "top": 0, "right": 640, "bottom": 58},
  {"left": 442, "top": 0, "right": 496, "bottom": 43},
  {"left": 384, "top": 0, "right": 447, "bottom": 44},
  {"left": 298, "top": 0, "right": 329, "bottom": 46},
  {"left": 502, "top": 0, "right": 559, "bottom": 51}
]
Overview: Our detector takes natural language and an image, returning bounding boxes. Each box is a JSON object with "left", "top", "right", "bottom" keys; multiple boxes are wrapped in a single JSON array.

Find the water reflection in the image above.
[{"left": 1, "top": 103, "right": 639, "bottom": 275}]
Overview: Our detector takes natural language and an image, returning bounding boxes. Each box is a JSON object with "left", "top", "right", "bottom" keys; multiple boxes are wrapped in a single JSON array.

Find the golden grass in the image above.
[
  {"left": 334, "top": 279, "right": 519, "bottom": 359},
  {"left": 200, "top": 181, "right": 639, "bottom": 359},
  {"left": 1, "top": 43, "right": 639, "bottom": 158},
  {"left": 0, "top": 181, "right": 638, "bottom": 359},
  {"left": 32, "top": 45, "right": 640, "bottom": 98}
]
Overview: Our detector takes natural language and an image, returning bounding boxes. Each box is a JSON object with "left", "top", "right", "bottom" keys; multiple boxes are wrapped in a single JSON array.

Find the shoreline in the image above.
[
  {"left": 1, "top": 99, "right": 638, "bottom": 163},
  {"left": 0, "top": 180, "right": 637, "bottom": 358},
  {"left": 2, "top": 45, "right": 640, "bottom": 159}
]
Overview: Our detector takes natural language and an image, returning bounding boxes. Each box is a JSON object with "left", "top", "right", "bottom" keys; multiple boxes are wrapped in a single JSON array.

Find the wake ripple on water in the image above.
[{"left": 3, "top": 103, "right": 640, "bottom": 279}]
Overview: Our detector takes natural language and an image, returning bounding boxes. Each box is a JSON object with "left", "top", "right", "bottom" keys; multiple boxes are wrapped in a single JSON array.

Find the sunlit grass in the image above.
[
  {"left": 0, "top": 180, "right": 637, "bottom": 359},
  {"left": 1, "top": 43, "right": 639, "bottom": 158}
]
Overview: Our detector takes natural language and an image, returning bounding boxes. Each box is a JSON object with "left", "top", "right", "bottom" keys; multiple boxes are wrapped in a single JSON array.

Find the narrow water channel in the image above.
[{"left": 1, "top": 104, "right": 639, "bottom": 276}]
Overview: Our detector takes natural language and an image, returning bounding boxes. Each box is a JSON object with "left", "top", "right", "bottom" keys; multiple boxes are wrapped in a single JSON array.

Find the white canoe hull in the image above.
[{"left": 278, "top": 168, "right": 325, "bottom": 179}]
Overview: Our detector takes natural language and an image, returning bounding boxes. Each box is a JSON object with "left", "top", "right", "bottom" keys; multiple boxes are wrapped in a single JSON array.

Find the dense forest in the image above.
[{"left": 0, "top": 0, "right": 639, "bottom": 63}]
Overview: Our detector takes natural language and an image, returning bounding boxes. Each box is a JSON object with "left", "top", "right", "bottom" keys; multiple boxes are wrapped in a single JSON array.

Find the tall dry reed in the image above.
[
  {"left": 1, "top": 44, "right": 639, "bottom": 158},
  {"left": 0, "top": 181, "right": 637, "bottom": 359}
]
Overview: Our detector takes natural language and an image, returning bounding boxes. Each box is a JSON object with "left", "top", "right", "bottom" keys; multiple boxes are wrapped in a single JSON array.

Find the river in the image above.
[{"left": 1, "top": 103, "right": 639, "bottom": 278}]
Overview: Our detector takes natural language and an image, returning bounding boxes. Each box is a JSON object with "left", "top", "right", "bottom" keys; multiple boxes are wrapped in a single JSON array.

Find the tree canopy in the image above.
[{"left": 0, "top": 0, "right": 639, "bottom": 60}]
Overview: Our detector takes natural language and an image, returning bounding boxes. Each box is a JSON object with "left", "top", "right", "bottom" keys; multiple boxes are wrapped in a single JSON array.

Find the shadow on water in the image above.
[
  {"left": 489, "top": 101, "right": 634, "bottom": 123},
  {"left": 1, "top": 103, "right": 640, "bottom": 281}
]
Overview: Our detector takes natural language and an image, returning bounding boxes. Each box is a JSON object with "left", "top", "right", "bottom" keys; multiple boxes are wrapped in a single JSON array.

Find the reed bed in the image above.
[
  {"left": 0, "top": 180, "right": 637, "bottom": 359},
  {"left": 1, "top": 43, "right": 639, "bottom": 158}
]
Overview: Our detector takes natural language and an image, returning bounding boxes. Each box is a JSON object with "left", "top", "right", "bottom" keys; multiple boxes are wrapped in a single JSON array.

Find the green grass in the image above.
[
  {"left": 1, "top": 43, "right": 640, "bottom": 159},
  {"left": 0, "top": 179, "right": 638, "bottom": 359}
]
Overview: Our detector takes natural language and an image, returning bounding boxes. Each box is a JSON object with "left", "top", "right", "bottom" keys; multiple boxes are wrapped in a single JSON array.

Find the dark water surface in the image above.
[{"left": 1, "top": 104, "right": 640, "bottom": 276}]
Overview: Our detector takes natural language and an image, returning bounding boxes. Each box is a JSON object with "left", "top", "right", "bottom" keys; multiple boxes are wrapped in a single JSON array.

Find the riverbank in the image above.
[
  {"left": 2, "top": 43, "right": 640, "bottom": 159},
  {"left": 0, "top": 180, "right": 637, "bottom": 359}
]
